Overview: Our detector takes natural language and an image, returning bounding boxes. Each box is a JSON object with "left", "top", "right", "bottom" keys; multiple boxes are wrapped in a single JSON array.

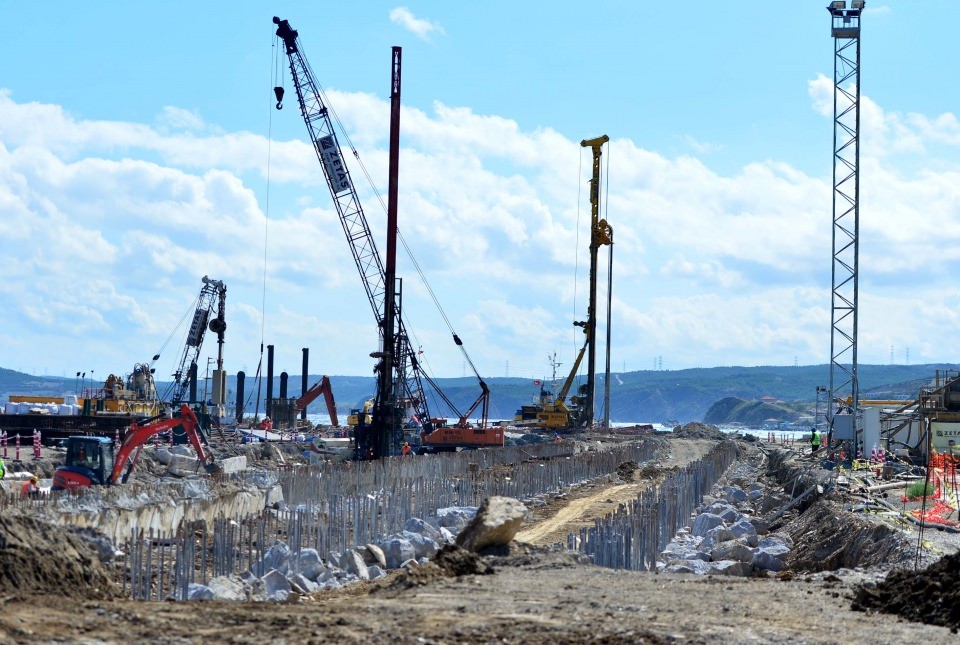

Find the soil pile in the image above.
[
  {"left": 616, "top": 460, "right": 639, "bottom": 481},
  {"left": 785, "top": 500, "right": 915, "bottom": 571},
  {"left": 0, "top": 515, "right": 118, "bottom": 600},
  {"left": 382, "top": 545, "right": 492, "bottom": 590},
  {"left": 673, "top": 422, "right": 726, "bottom": 441},
  {"left": 852, "top": 550, "right": 960, "bottom": 632}
]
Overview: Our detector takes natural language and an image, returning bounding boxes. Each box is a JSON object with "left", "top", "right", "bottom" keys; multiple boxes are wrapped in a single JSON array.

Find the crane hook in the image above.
[{"left": 273, "top": 86, "right": 285, "bottom": 110}]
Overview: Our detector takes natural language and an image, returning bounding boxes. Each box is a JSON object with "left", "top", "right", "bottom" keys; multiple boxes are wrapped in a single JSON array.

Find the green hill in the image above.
[{"left": 2, "top": 363, "right": 955, "bottom": 424}]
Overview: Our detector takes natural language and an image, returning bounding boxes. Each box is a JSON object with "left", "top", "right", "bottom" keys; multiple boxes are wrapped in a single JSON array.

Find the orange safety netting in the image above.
[
  {"left": 903, "top": 453, "right": 960, "bottom": 526},
  {"left": 910, "top": 500, "right": 959, "bottom": 527}
]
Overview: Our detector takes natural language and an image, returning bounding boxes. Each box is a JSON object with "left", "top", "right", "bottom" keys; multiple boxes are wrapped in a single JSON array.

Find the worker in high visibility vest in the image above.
[
  {"left": 21, "top": 476, "right": 38, "bottom": 496},
  {"left": 810, "top": 428, "right": 822, "bottom": 454}
]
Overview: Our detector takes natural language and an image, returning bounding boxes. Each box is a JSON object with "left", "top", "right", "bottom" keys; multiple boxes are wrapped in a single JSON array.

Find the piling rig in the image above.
[{"left": 273, "top": 17, "right": 494, "bottom": 457}]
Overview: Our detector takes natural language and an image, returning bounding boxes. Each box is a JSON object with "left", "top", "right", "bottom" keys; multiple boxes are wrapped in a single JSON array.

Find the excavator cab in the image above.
[{"left": 52, "top": 437, "right": 115, "bottom": 490}]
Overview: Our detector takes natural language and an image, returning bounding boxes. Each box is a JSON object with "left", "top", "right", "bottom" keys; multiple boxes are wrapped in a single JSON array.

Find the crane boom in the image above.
[
  {"left": 165, "top": 276, "right": 226, "bottom": 406},
  {"left": 273, "top": 17, "right": 435, "bottom": 443}
]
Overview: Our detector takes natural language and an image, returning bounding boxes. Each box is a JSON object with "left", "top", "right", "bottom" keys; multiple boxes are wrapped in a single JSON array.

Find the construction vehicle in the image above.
[
  {"left": 51, "top": 404, "right": 218, "bottom": 490},
  {"left": 347, "top": 400, "right": 373, "bottom": 427},
  {"left": 296, "top": 375, "right": 339, "bottom": 427},
  {"left": 273, "top": 17, "right": 498, "bottom": 457},
  {"left": 163, "top": 276, "right": 227, "bottom": 407},
  {"left": 512, "top": 338, "right": 590, "bottom": 432},
  {"left": 510, "top": 136, "right": 612, "bottom": 433}
]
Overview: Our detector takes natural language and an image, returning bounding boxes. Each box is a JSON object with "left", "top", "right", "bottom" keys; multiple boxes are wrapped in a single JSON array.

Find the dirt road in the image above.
[
  {"left": 0, "top": 552, "right": 955, "bottom": 644},
  {"left": 516, "top": 438, "right": 716, "bottom": 545}
]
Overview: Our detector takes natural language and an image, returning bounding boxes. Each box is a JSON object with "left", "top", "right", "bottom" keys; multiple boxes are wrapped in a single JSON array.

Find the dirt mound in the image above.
[
  {"left": 616, "top": 461, "right": 639, "bottom": 481},
  {"left": 481, "top": 541, "right": 592, "bottom": 570},
  {"left": 0, "top": 515, "right": 118, "bottom": 600},
  {"left": 852, "top": 550, "right": 960, "bottom": 631},
  {"left": 673, "top": 422, "right": 725, "bottom": 441},
  {"left": 380, "top": 545, "right": 492, "bottom": 591},
  {"left": 785, "top": 501, "right": 914, "bottom": 571}
]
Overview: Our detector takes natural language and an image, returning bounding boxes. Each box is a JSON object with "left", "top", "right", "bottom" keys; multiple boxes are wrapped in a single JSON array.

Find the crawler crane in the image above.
[{"left": 272, "top": 17, "right": 499, "bottom": 456}]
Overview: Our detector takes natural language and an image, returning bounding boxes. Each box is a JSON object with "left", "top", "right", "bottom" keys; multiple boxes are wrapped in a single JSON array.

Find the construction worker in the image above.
[
  {"left": 0, "top": 457, "right": 5, "bottom": 480},
  {"left": 21, "top": 475, "right": 38, "bottom": 497},
  {"left": 401, "top": 442, "right": 412, "bottom": 457},
  {"left": 811, "top": 428, "right": 822, "bottom": 455}
]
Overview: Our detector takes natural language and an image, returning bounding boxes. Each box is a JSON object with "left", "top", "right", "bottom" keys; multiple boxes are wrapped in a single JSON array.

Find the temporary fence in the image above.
[{"left": 569, "top": 441, "right": 738, "bottom": 571}]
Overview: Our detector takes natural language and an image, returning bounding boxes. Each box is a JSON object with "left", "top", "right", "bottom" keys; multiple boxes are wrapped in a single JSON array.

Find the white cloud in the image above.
[
  {"left": 4, "top": 78, "right": 960, "bottom": 381},
  {"left": 682, "top": 135, "right": 723, "bottom": 155},
  {"left": 157, "top": 106, "right": 205, "bottom": 132},
  {"left": 389, "top": 7, "right": 445, "bottom": 41}
]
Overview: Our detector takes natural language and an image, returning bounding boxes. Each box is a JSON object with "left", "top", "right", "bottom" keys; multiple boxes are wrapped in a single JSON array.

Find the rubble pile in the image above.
[
  {"left": 852, "top": 549, "right": 960, "bottom": 631},
  {"left": 180, "top": 505, "right": 480, "bottom": 601},
  {"left": 673, "top": 422, "right": 726, "bottom": 441},
  {"left": 785, "top": 500, "right": 913, "bottom": 571},
  {"left": 0, "top": 515, "right": 118, "bottom": 599},
  {"left": 658, "top": 480, "right": 794, "bottom": 576}
]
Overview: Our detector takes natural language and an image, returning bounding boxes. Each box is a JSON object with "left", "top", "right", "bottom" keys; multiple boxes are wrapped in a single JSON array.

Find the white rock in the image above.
[
  {"left": 343, "top": 549, "right": 369, "bottom": 580},
  {"left": 263, "top": 569, "right": 291, "bottom": 601},
  {"left": 208, "top": 576, "right": 247, "bottom": 601},
  {"left": 297, "top": 548, "right": 326, "bottom": 581},
  {"left": 691, "top": 513, "right": 725, "bottom": 537}
]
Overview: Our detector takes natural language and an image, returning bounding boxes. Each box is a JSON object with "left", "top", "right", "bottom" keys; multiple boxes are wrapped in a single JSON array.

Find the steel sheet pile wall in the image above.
[
  {"left": 570, "top": 441, "right": 738, "bottom": 571},
  {"left": 114, "top": 440, "right": 659, "bottom": 599}
]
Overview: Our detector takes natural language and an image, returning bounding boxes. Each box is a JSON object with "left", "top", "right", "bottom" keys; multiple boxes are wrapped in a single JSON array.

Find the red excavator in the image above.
[
  {"left": 52, "top": 404, "right": 218, "bottom": 490},
  {"left": 296, "top": 375, "right": 339, "bottom": 427}
]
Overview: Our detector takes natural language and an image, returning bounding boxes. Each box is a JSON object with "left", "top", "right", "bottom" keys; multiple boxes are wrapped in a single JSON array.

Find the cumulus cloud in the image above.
[
  {"left": 3, "top": 78, "right": 960, "bottom": 379},
  {"left": 389, "top": 7, "right": 445, "bottom": 41}
]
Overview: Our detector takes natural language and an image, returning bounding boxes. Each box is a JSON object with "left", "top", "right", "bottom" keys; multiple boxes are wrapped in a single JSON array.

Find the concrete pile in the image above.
[
  {"left": 180, "top": 504, "right": 480, "bottom": 601},
  {"left": 658, "top": 481, "right": 795, "bottom": 577}
]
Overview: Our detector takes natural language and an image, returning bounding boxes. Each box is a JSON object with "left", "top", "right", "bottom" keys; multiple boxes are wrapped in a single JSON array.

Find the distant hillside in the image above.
[
  {"left": 703, "top": 396, "right": 801, "bottom": 426},
  {"left": 2, "top": 364, "right": 956, "bottom": 424}
]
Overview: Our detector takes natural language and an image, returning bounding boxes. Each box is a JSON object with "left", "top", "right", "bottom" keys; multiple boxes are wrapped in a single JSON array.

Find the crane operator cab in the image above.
[{"left": 52, "top": 437, "right": 115, "bottom": 490}]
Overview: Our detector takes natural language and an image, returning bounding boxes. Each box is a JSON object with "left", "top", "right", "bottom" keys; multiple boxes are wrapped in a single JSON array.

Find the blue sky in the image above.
[{"left": 2, "top": 1, "right": 958, "bottom": 385}]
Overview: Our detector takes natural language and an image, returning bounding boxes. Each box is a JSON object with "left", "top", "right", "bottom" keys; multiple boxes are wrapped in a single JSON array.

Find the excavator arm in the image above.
[
  {"left": 111, "top": 404, "right": 217, "bottom": 484},
  {"left": 297, "top": 375, "right": 339, "bottom": 426}
]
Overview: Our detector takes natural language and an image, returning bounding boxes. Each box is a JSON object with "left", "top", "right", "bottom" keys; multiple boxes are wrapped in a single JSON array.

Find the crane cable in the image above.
[
  {"left": 316, "top": 82, "right": 482, "bottom": 380},
  {"left": 249, "top": 30, "right": 282, "bottom": 420},
  {"left": 573, "top": 147, "right": 584, "bottom": 369}
]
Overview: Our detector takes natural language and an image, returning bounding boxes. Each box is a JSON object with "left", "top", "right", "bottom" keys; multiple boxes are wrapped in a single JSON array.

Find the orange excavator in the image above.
[
  {"left": 51, "top": 404, "right": 219, "bottom": 490},
  {"left": 296, "top": 375, "right": 339, "bottom": 427}
]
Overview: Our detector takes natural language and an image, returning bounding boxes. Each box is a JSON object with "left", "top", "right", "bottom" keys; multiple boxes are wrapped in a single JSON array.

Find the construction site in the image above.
[{"left": 3, "top": 4, "right": 960, "bottom": 644}]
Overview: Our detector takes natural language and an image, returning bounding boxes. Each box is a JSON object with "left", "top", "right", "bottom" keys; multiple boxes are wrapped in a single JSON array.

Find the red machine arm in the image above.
[
  {"left": 111, "top": 403, "right": 217, "bottom": 484},
  {"left": 296, "top": 376, "right": 339, "bottom": 427}
]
